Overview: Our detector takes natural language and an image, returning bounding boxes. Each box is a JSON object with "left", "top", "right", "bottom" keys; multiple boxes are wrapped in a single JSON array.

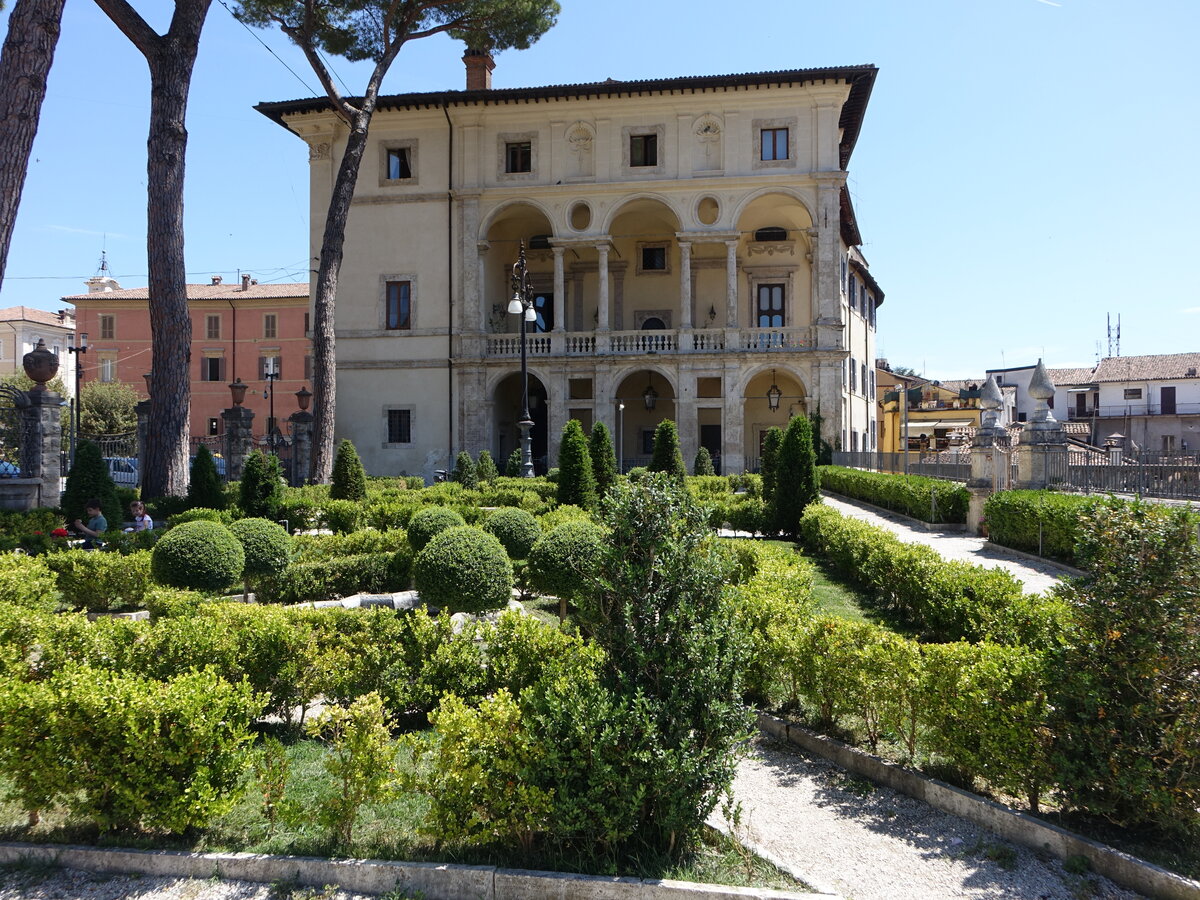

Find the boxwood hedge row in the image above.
[{"left": 818, "top": 466, "right": 968, "bottom": 524}]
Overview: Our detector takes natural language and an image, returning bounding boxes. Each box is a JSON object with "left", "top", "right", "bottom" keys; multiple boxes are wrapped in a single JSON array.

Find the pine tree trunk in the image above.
[
  {"left": 310, "top": 113, "right": 372, "bottom": 484},
  {"left": 0, "top": 0, "right": 66, "bottom": 286}
]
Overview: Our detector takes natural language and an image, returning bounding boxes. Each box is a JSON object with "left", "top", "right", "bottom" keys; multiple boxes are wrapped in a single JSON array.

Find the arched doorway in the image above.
[
  {"left": 743, "top": 368, "right": 807, "bottom": 469},
  {"left": 493, "top": 371, "right": 549, "bottom": 474},
  {"left": 614, "top": 369, "right": 676, "bottom": 472}
]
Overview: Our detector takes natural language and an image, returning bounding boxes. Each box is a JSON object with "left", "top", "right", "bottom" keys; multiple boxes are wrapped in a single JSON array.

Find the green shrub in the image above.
[
  {"left": 61, "top": 440, "right": 121, "bottom": 527},
  {"left": 277, "top": 494, "right": 321, "bottom": 532},
  {"left": 820, "top": 465, "right": 969, "bottom": 525},
  {"left": 413, "top": 526, "right": 512, "bottom": 613},
  {"left": 693, "top": 446, "right": 715, "bottom": 476},
  {"left": 451, "top": 451, "right": 478, "bottom": 489},
  {"left": 239, "top": 450, "right": 284, "bottom": 520},
  {"left": 476, "top": 449, "right": 499, "bottom": 483},
  {"left": 983, "top": 490, "right": 1101, "bottom": 564},
  {"left": 505, "top": 447, "right": 522, "bottom": 477},
  {"left": 229, "top": 518, "right": 292, "bottom": 596},
  {"left": 588, "top": 421, "right": 617, "bottom": 498},
  {"left": 770, "top": 414, "right": 819, "bottom": 537},
  {"left": 143, "top": 587, "right": 205, "bottom": 621},
  {"left": 255, "top": 551, "right": 406, "bottom": 605},
  {"left": 759, "top": 427, "right": 783, "bottom": 503},
  {"left": 483, "top": 507, "right": 541, "bottom": 560},
  {"left": 363, "top": 497, "right": 420, "bottom": 531},
  {"left": 330, "top": 439, "right": 367, "bottom": 502},
  {"left": 649, "top": 419, "right": 686, "bottom": 481},
  {"left": 556, "top": 419, "right": 597, "bottom": 510},
  {"left": 45, "top": 549, "right": 152, "bottom": 612},
  {"left": 322, "top": 499, "right": 362, "bottom": 534},
  {"left": 0, "top": 553, "right": 58, "bottom": 612},
  {"left": 168, "top": 506, "right": 227, "bottom": 527},
  {"left": 528, "top": 520, "right": 606, "bottom": 602},
  {"left": 406, "top": 506, "right": 466, "bottom": 552},
  {"left": 1049, "top": 499, "right": 1200, "bottom": 834},
  {"left": 186, "top": 445, "right": 225, "bottom": 510},
  {"left": 293, "top": 528, "right": 410, "bottom": 561},
  {"left": 151, "top": 520, "right": 245, "bottom": 592},
  {"left": 0, "top": 665, "right": 262, "bottom": 831}
]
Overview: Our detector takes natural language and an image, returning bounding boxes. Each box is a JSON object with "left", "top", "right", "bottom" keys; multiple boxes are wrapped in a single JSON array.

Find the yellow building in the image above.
[{"left": 876, "top": 368, "right": 982, "bottom": 453}]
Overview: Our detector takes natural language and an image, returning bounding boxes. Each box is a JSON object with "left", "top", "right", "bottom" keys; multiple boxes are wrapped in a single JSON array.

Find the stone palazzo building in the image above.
[{"left": 258, "top": 59, "right": 884, "bottom": 480}]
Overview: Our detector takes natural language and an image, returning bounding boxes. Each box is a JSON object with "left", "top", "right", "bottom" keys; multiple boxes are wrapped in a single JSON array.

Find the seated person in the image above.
[
  {"left": 73, "top": 499, "right": 107, "bottom": 550},
  {"left": 127, "top": 500, "right": 153, "bottom": 533}
]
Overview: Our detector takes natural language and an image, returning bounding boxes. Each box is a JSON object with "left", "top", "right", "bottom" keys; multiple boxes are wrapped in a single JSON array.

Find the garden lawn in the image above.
[{"left": 0, "top": 734, "right": 807, "bottom": 892}]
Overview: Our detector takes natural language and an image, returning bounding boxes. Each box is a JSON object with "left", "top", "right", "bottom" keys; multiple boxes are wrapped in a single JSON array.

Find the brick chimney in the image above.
[
  {"left": 463, "top": 48, "right": 494, "bottom": 91},
  {"left": 241, "top": 274, "right": 252, "bottom": 291}
]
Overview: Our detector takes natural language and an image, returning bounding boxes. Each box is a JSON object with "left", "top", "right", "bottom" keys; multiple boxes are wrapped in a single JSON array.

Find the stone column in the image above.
[
  {"left": 551, "top": 246, "right": 565, "bottom": 333},
  {"left": 596, "top": 243, "right": 610, "bottom": 331},
  {"left": 724, "top": 240, "right": 739, "bottom": 328},
  {"left": 967, "top": 376, "right": 1004, "bottom": 535},
  {"left": 19, "top": 390, "right": 63, "bottom": 509},
  {"left": 678, "top": 240, "right": 693, "bottom": 329},
  {"left": 1015, "top": 359, "right": 1068, "bottom": 490},
  {"left": 222, "top": 407, "right": 256, "bottom": 482},
  {"left": 288, "top": 411, "right": 313, "bottom": 486}
]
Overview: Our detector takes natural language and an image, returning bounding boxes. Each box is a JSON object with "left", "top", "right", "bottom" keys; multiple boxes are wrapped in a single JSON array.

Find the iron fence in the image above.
[{"left": 832, "top": 450, "right": 971, "bottom": 482}]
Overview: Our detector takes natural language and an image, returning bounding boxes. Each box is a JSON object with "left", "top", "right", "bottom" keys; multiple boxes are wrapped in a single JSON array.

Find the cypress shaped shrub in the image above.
[
  {"left": 770, "top": 414, "right": 819, "bottom": 538},
  {"left": 693, "top": 446, "right": 715, "bottom": 476},
  {"left": 483, "top": 507, "right": 541, "bottom": 560},
  {"left": 407, "top": 506, "right": 466, "bottom": 552},
  {"left": 476, "top": 449, "right": 499, "bottom": 483},
  {"left": 649, "top": 419, "right": 686, "bottom": 481},
  {"left": 451, "top": 451, "right": 479, "bottom": 489},
  {"left": 186, "top": 445, "right": 225, "bottom": 510},
  {"left": 413, "top": 526, "right": 513, "bottom": 613},
  {"left": 330, "top": 439, "right": 367, "bottom": 501},
  {"left": 239, "top": 450, "right": 283, "bottom": 520},
  {"left": 62, "top": 439, "right": 120, "bottom": 527},
  {"left": 505, "top": 447, "right": 522, "bottom": 477},
  {"left": 759, "top": 427, "right": 783, "bottom": 503},
  {"left": 588, "top": 421, "right": 617, "bottom": 496},
  {"left": 556, "top": 419, "right": 596, "bottom": 510},
  {"left": 151, "top": 520, "right": 245, "bottom": 592}
]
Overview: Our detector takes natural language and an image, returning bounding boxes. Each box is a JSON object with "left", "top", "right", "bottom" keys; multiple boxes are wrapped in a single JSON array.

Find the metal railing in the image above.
[{"left": 832, "top": 450, "right": 971, "bottom": 482}]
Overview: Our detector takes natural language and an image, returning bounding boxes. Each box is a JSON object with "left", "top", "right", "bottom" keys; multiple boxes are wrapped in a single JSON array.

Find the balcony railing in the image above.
[{"left": 483, "top": 326, "right": 813, "bottom": 359}]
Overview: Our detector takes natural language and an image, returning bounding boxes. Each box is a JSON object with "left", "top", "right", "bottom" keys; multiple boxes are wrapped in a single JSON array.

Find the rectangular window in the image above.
[
  {"left": 258, "top": 356, "right": 282, "bottom": 379},
  {"left": 263, "top": 314, "right": 277, "bottom": 339},
  {"left": 630, "top": 133, "right": 657, "bottom": 167},
  {"left": 849, "top": 277, "right": 857, "bottom": 308},
  {"left": 850, "top": 358, "right": 858, "bottom": 393},
  {"left": 304, "top": 312, "right": 310, "bottom": 334},
  {"left": 208, "top": 417, "right": 220, "bottom": 437},
  {"left": 760, "top": 127, "right": 789, "bottom": 161},
  {"left": 304, "top": 354, "right": 313, "bottom": 381},
  {"left": 505, "top": 141, "right": 531, "bottom": 174},
  {"left": 641, "top": 429, "right": 656, "bottom": 454},
  {"left": 641, "top": 246, "right": 666, "bottom": 271},
  {"left": 99, "top": 357, "right": 116, "bottom": 383},
  {"left": 1123, "top": 388, "right": 1142, "bottom": 400},
  {"left": 205, "top": 314, "right": 220, "bottom": 340},
  {"left": 755, "top": 284, "right": 785, "bottom": 327},
  {"left": 387, "top": 409, "right": 412, "bottom": 444},
  {"left": 385, "top": 281, "right": 411, "bottom": 330},
  {"left": 201, "top": 356, "right": 225, "bottom": 382},
  {"left": 99, "top": 315, "right": 114, "bottom": 340},
  {"left": 386, "top": 147, "right": 412, "bottom": 180}
]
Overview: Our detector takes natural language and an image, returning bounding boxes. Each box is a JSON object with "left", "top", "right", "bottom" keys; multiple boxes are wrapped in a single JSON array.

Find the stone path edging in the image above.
[
  {"left": 980, "top": 540, "right": 1086, "bottom": 577},
  {"left": 758, "top": 714, "right": 1200, "bottom": 900},
  {"left": 0, "top": 841, "right": 829, "bottom": 900}
]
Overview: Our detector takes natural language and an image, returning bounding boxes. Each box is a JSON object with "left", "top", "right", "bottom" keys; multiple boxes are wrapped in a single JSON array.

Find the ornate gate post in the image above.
[
  {"left": 288, "top": 387, "right": 313, "bottom": 487},
  {"left": 967, "top": 375, "right": 1004, "bottom": 535},
  {"left": 1016, "top": 360, "right": 1068, "bottom": 490},
  {"left": 17, "top": 340, "right": 64, "bottom": 509},
  {"left": 222, "top": 379, "right": 255, "bottom": 482}
]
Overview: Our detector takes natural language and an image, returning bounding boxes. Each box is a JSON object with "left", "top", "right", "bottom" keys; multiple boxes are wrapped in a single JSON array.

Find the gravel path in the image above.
[
  {"left": 715, "top": 736, "right": 1146, "bottom": 900},
  {"left": 0, "top": 867, "right": 375, "bottom": 900},
  {"left": 819, "top": 494, "right": 1074, "bottom": 595}
]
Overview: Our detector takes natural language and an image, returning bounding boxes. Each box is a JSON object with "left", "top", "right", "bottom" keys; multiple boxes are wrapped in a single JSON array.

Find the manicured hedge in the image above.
[
  {"left": 255, "top": 551, "right": 409, "bottom": 605},
  {"left": 983, "top": 490, "right": 1102, "bottom": 565},
  {"left": 819, "top": 466, "right": 968, "bottom": 524},
  {"left": 46, "top": 549, "right": 153, "bottom": 612},
  {"left": 797, "top": 504, "right": 1065, "bottom": 648}
]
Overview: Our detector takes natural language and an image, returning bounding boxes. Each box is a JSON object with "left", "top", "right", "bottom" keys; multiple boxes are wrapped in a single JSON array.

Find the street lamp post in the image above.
[
  {"left": 617, "top": 401, "right": 625, "bottom": 474},
  {"left": 67, "top": 331, "right": 88, "bottom": 468},
  {"left": 508, "top": 242, "right": 538, "bottom": 478},
  {"left": 265, "top": 361, "right": 279, "bottom": 456}
]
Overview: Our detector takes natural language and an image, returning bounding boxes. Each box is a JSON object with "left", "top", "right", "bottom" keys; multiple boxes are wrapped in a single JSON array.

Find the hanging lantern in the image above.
[
  {"left": 643, "top": 373, "right": 658, "bottom": 410},
  {"left": 767, "top": 369, "right": 783, "bottom": 412}
]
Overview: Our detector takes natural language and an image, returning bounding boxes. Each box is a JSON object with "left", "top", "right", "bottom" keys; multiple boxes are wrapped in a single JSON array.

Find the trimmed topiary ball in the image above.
[
  {"left": 229, "top": 517, "right": 292, "bottom": 582},
  {"left": 413, "top": 525, "right": 512, "bottom": 613},
  {"left": 151, "top": 520, "right": 245, "bottom": 592},
  {"left": 406, "top": 506, "right": 466, "bottom": 552},
  {"left": 483, "top": 507, "right": 540, "bottom": 560},
  {"left": 528, "top": 520, "right": 606, "bottom": 601}
]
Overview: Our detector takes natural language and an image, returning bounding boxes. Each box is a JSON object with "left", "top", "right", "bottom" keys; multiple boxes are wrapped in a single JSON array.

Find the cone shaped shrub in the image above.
[
  {"left": 770, "top": 415, "right": 819, "bottom": 537},
  {"left": 187, "top": 445, "right": 225, "bottom": 511},
  {"left": 693, "top": 446, "right": 715, "bottom": 476},
  {"left": 239, "top": 451, "right": 283, "bottom": 520},
  {"left": 556, "top": 420, "right": 596, "bottom": 510},
  {"left": 62, "top": 439, "right": 120, "bottom": 527},
  {"left": 759, "top": 427, "right": 783, "bottom": 503},
  {"left": 452, "top": 451, "right": 478, "bottom": 489},
  {"left": 588, "top": 421, "right": 617, "bottom": 497},
  {"left": 649, "top": 419, "right": 686, "bottom": 481},
  {"left": 476, "top": 450, "right": 499, "bottom": 483},
  {"left": 505, "top": 448, "right": 522, "bottom": 477},
  {"left": 330, "top": 439, "right": 367, "bottom": 501}
]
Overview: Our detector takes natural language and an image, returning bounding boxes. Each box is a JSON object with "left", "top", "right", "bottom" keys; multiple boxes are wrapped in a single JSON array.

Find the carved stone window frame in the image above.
[
  {"left": 498, "top": 131, "right": 538, "bottom": 182},
  {"left": 622, "top": 124, "right": 665, "bottom": 175},
  {"left": 378, "top": 272, "right": 418, "bottom": 332},
  {"left": 635, "top": 309, "right": 672, "bottom": 330},
  {"left": 745, "top": 266, "right": 797, "bottom": 328},
  {"left": 637, "top": 241, "right": 671, "bottom": 275},
  {"left": 379, "top": 140, "right": 419, "bottom": 186},
  {"left": 383, "top": 405, "right": 415, "bottom": 448},
  {"left": 752, "top": 116, "right": 797, "bottom": 171}
]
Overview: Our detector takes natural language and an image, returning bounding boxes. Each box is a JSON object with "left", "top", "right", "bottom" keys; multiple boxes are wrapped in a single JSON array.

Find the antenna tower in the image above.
[{"left": 1106, "top": 313, "right": 1121, "bottom": 358}]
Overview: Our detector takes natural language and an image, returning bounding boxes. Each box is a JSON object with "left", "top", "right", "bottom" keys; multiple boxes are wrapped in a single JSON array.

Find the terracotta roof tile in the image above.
[
  {"left": 0, "top": 306, "right": 74, "bottom": 327},
  {"left": 1047, "top": 367, "right": 1097, "bottom": 385},
  {"left": 1092, "top": 352, "right": 1200, "bottom": 382},
  {"left": 62, "top": 283, "right": 308, "bottom": 303}
]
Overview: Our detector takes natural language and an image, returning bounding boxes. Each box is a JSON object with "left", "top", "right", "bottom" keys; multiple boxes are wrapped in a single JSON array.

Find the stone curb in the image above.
[
  {"left": 980, "top": 540, "right": 1086, "bottom": 577},
  {"left": 0, "top": 842, "right": 825, "bottom": 900},
  {"left": 758, "top": 714, "right": 1200, "bottom": 900},
  {"left": 819, "top": 491, "right": 967, "bottom": 532}
]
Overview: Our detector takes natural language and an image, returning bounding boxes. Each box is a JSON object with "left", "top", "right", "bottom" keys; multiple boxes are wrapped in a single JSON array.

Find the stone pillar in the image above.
[
  {"left": 724, "top": 240, "right": 739, "bottom": 327},
  {"left": 288, "top": 411, "right": 313, "bottom": 486},
  {"left": 135, "top": 399, "right": 151, "bottom": 490},
  {"left": 223, "top": 407, "right": 256, "bottom": 482},
  {"left": 967, "top": 376, "right": 1004, "bottom": 535},
  {"left": 551, "top": 246, "right": 565, "bottom": 333},
  {"left": 678, "top": 240, "right": 693, "bottom": 329},
  {"left": 19, "top": 391, "right": 63, "bottom": 508},
  {"left": 1015, "top": 359, "right": 1068, "bottom": 490},
  {"left": 596, "top": 243, "right": 610, "bottom": 331}
]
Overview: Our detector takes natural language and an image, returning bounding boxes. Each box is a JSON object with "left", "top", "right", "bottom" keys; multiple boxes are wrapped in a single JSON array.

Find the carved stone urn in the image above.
[{"left": 22, "top": 339, "right": 59, "bottom": 391}]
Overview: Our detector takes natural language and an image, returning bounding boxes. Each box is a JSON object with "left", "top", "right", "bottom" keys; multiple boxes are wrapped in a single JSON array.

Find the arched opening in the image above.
[
  {"left": 493, "top": 371, "right": 549, "bottom": 474},
  {"left": 640, "top": 316, "right": 666, "bottom": 330},
  {"left": 483, "top": 204, "right": 555, "bottom": 335},
  {"left": 743, "top": 368, "right": 807, "bottom": 469},
  {"left": 613, "top": 369, "right": 676, "bottom": 472}
]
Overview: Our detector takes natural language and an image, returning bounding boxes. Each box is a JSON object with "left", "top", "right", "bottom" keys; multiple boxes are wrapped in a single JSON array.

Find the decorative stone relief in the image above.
[
  {"left": 308, "top": 141, "right": 330, "bottom": 162},
  {"left": 747, "top": 241, "right": 797, "bottom": 258},
  {"left": 693, "top": 114, "right": 723, "bottom": 172},
  {"left": 566, "top": 121, "right": 595, "bottom": 178}
]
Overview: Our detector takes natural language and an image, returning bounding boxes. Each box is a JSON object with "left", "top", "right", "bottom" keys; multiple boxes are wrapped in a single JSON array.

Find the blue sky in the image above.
[{"left": 1, "top": 0, "right": 1196, "bottom": 380}]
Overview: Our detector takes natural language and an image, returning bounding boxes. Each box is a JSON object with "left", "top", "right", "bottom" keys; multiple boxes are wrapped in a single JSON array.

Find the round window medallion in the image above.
[
  {"left": 697, "top": 196, "right": 719, "bottom": 226},
  {"left": 569, "top": 201, "right": 592, "bottom": 231}
]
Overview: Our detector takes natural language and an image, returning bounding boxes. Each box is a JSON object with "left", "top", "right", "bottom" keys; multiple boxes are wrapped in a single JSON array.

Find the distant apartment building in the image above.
[
  {"left": 62, "top": 274, "right": 311, "bottom": 440},
  {"left": 0, "top": 306, "right": 76, "bottom": 395}
]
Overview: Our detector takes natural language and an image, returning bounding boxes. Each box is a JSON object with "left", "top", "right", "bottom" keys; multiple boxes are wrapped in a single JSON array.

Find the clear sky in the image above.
[{"left": 1, "top": 0, "right": 1196, "bottom": 381}]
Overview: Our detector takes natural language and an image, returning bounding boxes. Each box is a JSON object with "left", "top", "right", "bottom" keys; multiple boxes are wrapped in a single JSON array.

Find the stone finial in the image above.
[
  {"left": 22, "top": 339, "right": 59, "bottom": 391},
  {"left": 1027, "top": 358, "right": 1058, "bottom": 426},
  {"left": 979, "top": 375, "right": 1003, "bottom": 431}
]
